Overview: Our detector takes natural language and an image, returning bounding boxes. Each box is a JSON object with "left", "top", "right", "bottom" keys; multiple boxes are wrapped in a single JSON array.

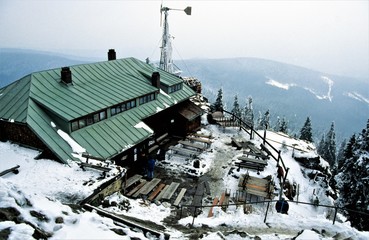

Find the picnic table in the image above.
[
  {"left": 168, "top": 146, "right": 199, "bottom": 158},
  {"left": 187, "top": 136, "right": 212, "bottom": 147}
]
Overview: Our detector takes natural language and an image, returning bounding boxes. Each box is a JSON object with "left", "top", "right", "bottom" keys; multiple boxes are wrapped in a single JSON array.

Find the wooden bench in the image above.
[
  {"left": 260, "top": 143, "right": 272, "bottom": 157},
  {"left": 192, "top": 133, "right": 213, "bottom": 139},
  {"left": 168, "top": 146, "right": 199, "bottom": 158},
  {"left": 238, "top": 156, "right": 267, "bottom": 165},
  {"left": 243, "top": 150, "right": 268, "bottom": 160},
  {"left": 187, "top": 136, "right": 212, "bottom": 147},
  {"left": 178, "top": 140, "right": 206, "bottom": 151},
  {"left": 231, "top": 137, "right": 243, "bottom": 150},
  {"left": 246, "top": 144, "right": 262, "bottom": 154}
]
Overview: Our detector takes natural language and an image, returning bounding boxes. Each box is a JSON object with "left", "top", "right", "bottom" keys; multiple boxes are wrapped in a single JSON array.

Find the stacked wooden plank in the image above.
[
  {"left": 208, "top": 190, "right": 230, "bottom": 217},
  {"left": 238, "top": 174, "right": 274, "bottom": 199},
  {"left": 123, "top": 175, "right": 186, "bottom": 206}
]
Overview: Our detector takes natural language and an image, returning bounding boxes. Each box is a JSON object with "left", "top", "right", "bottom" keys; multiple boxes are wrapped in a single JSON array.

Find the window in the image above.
[
  {"left": 86, "top": 116, "right": 94, "bottom": 125},
  {"left": 79, "top": 119, "right": 86, "bottom": 128},
  {"left": 169, "top": 83, "right": 182, "bottom": 93},
  {"left": 71, "top": 121, "right": 79, "bottom": 131},
  {"left": 93, "top": 113, "right": 99, "bottom": 123},
  {"left": 71, "top": 110, "right": 108, "bottom": 132},
  {"left": 111, "top": 107, "right": 116, "bottom": 116},
  {"left": 99, "top": 111, "right": 106, "bottom": 120},
  {"left": 139, "top": 93, "right": 155, "bottom": 105}
]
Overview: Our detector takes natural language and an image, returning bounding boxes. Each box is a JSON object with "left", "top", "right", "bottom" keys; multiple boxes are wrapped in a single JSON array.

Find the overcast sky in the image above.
[{"left": 0, "top": 0, "right": 368, "bottom": 78}]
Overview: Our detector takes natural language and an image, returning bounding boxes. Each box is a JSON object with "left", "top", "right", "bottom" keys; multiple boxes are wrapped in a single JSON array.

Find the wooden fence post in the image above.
[
  {"left": 264, "top": 201, "right": 270, "bottom": 223},
  {"left": 333, "top": 207, "right": 338, "bottom": 225}
]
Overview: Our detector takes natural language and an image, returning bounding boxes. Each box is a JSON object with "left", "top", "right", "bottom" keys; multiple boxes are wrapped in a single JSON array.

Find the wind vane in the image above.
[{"left": 159, "top": 5, "right": 192, "bottom": 75}]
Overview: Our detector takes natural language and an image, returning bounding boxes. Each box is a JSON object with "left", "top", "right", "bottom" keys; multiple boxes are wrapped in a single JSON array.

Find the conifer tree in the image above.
[
  {"left": 258, "top": 110, "right": 270, "bottom": 130},
  {"left": 336, "top": 139, "right": 347, "bottom": 169},
  {"left": 280, "top": 117, "right": 288, "bottom": 134},
  {"left": 317, "top": 134, "right": 325, "bottom": 156},
  {"left": 244, "top": 96, "right": 254, "bottom": 127},
  {"left": 335, "top": 119, "right": 369, "bottom": 230},
  {"left": 300, "top": 117, "right": 313, "bottom": 142},
  {"left": 324, "top": 122, "right": 336, "bottom": 166},
  {"left": 275, "top": 117, "right": 288, "bottom": 134},
  {"left": 231, "top": 94, "right": 242, "bottom": 120},
  {"left": 212, "top": 88, "right": 224, "bottom": 112}
]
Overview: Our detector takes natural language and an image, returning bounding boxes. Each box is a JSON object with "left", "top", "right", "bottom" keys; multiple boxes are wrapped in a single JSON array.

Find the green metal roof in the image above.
[{"left": 0, "top": 57, "right": 196, "bottom": 163}]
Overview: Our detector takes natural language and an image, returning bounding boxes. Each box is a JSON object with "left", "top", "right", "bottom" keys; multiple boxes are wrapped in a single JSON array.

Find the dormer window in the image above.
[{"left": 168, "top": 83, "right": 182, "bottom": 93}]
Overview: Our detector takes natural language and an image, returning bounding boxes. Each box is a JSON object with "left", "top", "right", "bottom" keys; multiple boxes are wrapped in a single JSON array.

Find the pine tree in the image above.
[
  {"left": 336, "top": 139, "right": 347, "bottom": 169},
  {"left": 280, "top": 117, "right": 288, "bottom": 134},
  {"left": 231, "top": 94, "right": 242, "bottom": 120},
  {"left": 317, "top": 134, "right": 325, "bottom": 156},
  {"left": 275, "top": 116, "right": 281, "bottom": 132},
  {"left": 361, "top": 119, "right": 369, "bottom": 151},
  {"left": 258, "top": 110, "right": 270, "bottom": 130},
  {"left": 299, "top": 117, "right": 313, "bottom": 142},
  {"left": 344, "top": 134, "right": 356, "bottom": 160},
  {"left": 335, "top": 120, "right": 369, "bottom": 230},
  {"left": 275, "top": 117, "right": 288, "bottom": 134},
  {"left": 244, "top": 96, "right": 254, "bottom": 127},
  {"left": 212, "top": 88, "right": 224, "bottom": 112},
  {"left": 324, "top": 122, "right": 336, "bottom": 166}
]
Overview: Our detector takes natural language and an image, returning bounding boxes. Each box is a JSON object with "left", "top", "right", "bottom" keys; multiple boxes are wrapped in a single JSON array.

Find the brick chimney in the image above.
[
  {"left": 151, "top": 72, "right": 160, "bottom": 88},
  {"left": 61, "top": 67, "right": 72, "bottom": 84},
  {"left": 108, "top": 49, "right": 116, "bottom": 61}
]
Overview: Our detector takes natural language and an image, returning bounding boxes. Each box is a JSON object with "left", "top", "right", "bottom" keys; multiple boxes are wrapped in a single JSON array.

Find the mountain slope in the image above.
[
  {"left": 0, "top": 49, "right": 88, "bottom": 88},
  {"left": 178, "top": 58, "right": 369, "bottom": 140}
]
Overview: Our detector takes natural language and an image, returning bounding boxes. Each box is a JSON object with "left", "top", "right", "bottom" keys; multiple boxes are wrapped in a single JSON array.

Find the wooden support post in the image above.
[
  {"left": 283, "top": 168, "right": 290, "bottom": 183},
  {"left": 264, "top": 201, "right": 270, "bottom": 223},
  {"left": 332, "top": 207, "right": 337, "bottom": 224},
  {"left": 192, "top": 207, "right": 197, "bottom": 226},
  {"left": 263, "top": 129, "right": 266, "bottom": 145}
]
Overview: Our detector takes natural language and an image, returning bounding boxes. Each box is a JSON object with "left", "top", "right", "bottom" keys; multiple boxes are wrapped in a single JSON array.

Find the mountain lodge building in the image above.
[{"left": 0, "top": 50, "right": 202, "bottom": 168}]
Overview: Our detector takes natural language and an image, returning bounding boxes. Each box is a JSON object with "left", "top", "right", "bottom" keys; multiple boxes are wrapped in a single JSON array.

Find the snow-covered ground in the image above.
[{"left": 1, "top": 118, "right": 369, "bottom": 239}]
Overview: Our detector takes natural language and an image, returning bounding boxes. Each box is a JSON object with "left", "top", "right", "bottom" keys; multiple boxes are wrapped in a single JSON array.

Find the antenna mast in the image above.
[{"left": 159, "top": 5, "right": 191, "bottom": 74}]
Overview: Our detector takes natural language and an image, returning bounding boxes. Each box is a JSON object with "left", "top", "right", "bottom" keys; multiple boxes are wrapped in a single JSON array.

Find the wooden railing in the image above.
[{"left": 213, "top": 110, "right": 289, "bottom": 182}]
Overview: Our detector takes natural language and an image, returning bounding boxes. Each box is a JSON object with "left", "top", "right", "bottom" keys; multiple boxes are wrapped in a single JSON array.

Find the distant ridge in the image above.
[
  {"left": 177, "top": 58, "right": 369, "bottom": 140},
  {"left": 0, "top": 48, "right": 91, "bottom": 88}
]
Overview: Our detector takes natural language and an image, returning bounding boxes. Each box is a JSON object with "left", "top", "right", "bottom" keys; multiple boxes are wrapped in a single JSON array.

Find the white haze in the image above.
[{"left": 0, "top": 0, "right": 368, "bottom": 78}]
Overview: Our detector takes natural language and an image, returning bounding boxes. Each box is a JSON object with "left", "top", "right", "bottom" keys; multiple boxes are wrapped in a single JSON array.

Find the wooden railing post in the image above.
[{"left": 264, "top": 201, "right": 270, "bottom": 223}]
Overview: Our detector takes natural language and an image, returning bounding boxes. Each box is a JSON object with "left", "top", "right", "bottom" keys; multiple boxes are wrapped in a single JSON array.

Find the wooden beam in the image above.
[
  {"left": 208, "top": 197, "right": 219, "bottom": 217},
  {"left": 148, "top": 183, "right": 166, "bottom": 201},
  {"left": 173, "top": 188, "right": 187, "bottom": 206}
]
